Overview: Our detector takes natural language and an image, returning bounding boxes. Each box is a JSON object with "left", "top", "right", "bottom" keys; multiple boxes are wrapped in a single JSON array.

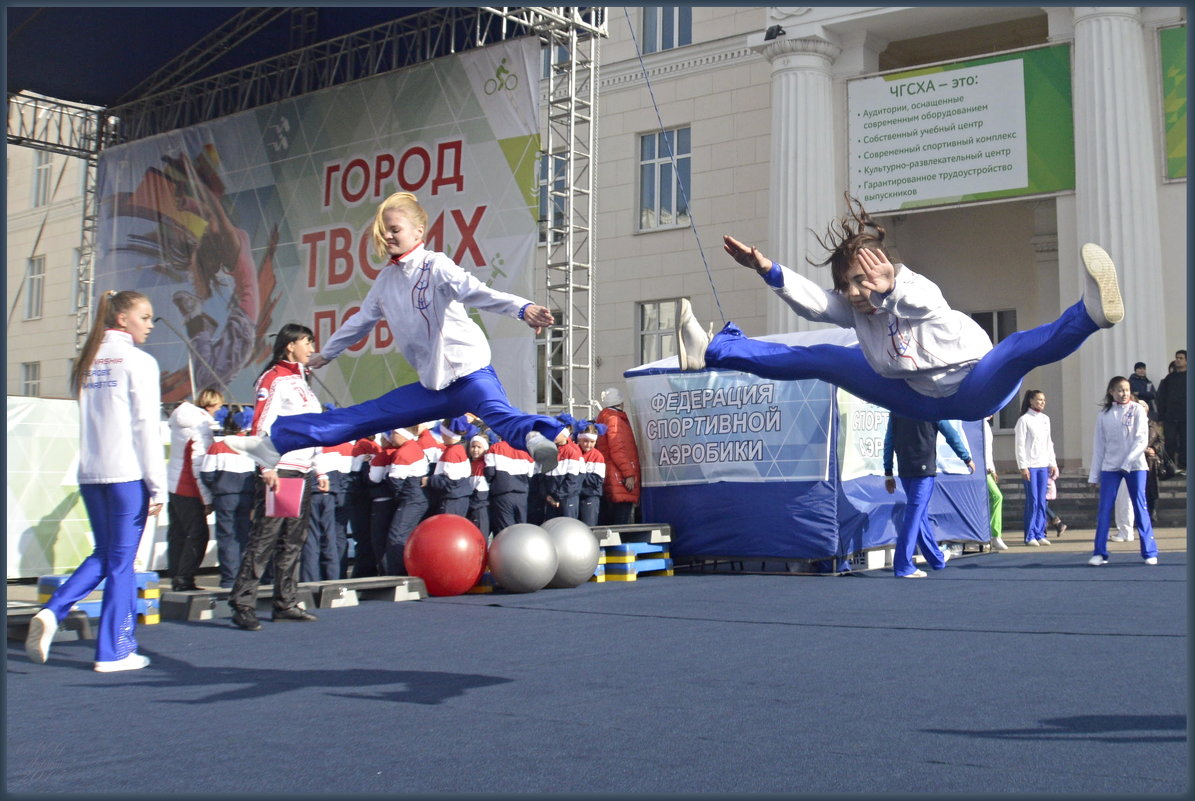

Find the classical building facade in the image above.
[
  {"left": 587, "top": 6, "right": 1186, "bottom": 470},
  {"left": 7, "top": 7, "right": 1187, "bottom": 473}
]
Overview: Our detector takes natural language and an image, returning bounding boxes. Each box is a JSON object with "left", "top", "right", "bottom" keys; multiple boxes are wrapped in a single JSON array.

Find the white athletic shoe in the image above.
[
  {"left": 991, "top": 537, "right": 1009, "bottom": 551},
  {"left": 25, "top": 608, "right": 58, "bottom": 664},
  {"left": 1039, "top": 538, "right": 1051, "bottom": 546},
  {"left": 223, "top": 434, "right": 282, "bottom": 470},
  {"left": 524, "top": 431, "right": 559, "bottom": 474},
  {"left": 94, "top": 653, "right": 151, "bottom": 673},
  {"left": 1081, "top": 243, "right": 1123, "bottom": 328},
  {"left": 899, "top": 569, "right": 928, "bottom": 578},
  {"left": 1088, "top": 555, "right": 1108, "bottom": 566},
  {"left": 1026, "top": 539, "right": 1041, "bottom": 547},
  {"left": 1109, "top": 533, "right": 1127, "bottom": 542},
  {"left": 676, "top": 298, "right": 710, "bottom": 371},
  {"left": 1144, "top": 557, "right": 1158, "bottom": 565}
]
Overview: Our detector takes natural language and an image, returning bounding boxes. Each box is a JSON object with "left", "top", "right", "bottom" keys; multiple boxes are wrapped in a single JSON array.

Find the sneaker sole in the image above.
[
  {"left": 676, "top": 299, "right": 707, "bottom": 370},
  {"left": 1081, "top": 243, "right": 1123, "bottom": 326},
  {"left": 25, "top": 613, "right": 54, "bottom": 663}
]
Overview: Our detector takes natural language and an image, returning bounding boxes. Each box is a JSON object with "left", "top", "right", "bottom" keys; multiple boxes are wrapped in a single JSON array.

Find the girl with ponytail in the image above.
[{"left": 28, "top": 290, "right": 165, "bottom": 672}]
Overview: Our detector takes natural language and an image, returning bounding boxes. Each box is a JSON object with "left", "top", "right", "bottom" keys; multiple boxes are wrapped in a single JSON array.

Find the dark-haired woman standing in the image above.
[
  {"left": 228, "top": 324, "right": 328, "bottom": 631},
  {"left": 26, "top": 290, "right": 166, "bottom": 671}
]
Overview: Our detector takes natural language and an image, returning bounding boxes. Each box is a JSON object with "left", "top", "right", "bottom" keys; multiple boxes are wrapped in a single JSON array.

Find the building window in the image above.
[
  {"left": 25, "top": 256, "right": 46, "bottom": 320},
  {"left": 643, "top": 6, "right": 692, "bottom": 54},
  {"left": 541, "top": 43, "right": 569, "bottom": 79},
  {"left": 22, "top": 362, "right": 41, "bottom": 397},
  {"left": 971, "top": 309, "right": 1019, "bottom": 428},
  {"left": 32, "top": 150, "right": 52, "bottom": 207},
  {"left": 638, "top": 127, "right": 691, "bottom": 231},
  {"left": 538, "top": 152, "right": 566, "bottom": 245},
  {"left": 637, "top": 299, "right": 681, "bottom": 365}
]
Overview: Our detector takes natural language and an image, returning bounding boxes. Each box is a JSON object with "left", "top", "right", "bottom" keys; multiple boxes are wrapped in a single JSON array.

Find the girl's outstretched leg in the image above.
[
  {"left": 699, "top": 322, "right": 945, "bottom": 419},
  {"left": 945, "top": 301, "right": 1099, "bottom": 420},
  {"left": 942, "top": 244, "right": 1120, "bottom": 420}
]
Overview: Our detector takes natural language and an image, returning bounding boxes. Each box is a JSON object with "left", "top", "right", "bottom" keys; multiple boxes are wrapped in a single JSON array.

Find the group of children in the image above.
[{"left": 29, "top": 189, "right": 1156, "bottom": 665}]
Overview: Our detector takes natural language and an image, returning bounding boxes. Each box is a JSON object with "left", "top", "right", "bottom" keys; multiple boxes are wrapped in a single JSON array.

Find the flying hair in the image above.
[{"left": 808, "top": 193, "right": 890, "bottom": 292}]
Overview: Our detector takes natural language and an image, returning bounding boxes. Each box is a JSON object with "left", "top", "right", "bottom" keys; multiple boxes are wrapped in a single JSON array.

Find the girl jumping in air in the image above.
[
  {"left": 676, "top": 195, "right": 1123, "bottom": 423},
  {"left": 227, "top": 192, "right": 568, "bottom": 473}
]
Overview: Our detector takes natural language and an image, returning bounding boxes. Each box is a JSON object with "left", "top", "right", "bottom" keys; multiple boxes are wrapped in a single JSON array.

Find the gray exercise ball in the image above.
[
  {"left": 488, "top": 523, "right": 558, "bottom": 593},
  {"left": 542, "top": 516, "right": 601, "bottom": 588}
]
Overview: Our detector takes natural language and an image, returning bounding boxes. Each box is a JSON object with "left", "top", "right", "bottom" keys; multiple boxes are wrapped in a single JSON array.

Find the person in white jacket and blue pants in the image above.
[
  {"left": 1088, "top": 376, "right": 1158, "bottom": 566},
  {"left": 26, "top": 290, "right": 166, "bottom": 672}
]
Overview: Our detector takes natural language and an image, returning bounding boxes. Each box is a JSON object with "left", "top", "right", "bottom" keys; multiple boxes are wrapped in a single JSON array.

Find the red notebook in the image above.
[{"left": 265, "top": 476, "right": 305, "bottom": 518}]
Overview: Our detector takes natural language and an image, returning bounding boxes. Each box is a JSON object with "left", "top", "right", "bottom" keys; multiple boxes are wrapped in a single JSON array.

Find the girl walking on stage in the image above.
[
  {"left": 227, "top": 191, "right": 568, "bottom": 472},
  {"left": 1014, "top": 389, "right": 1058, "bottom": 547},
  {"left": 1087, "top": 376, "right": 1158, "bottom": 566},
  {"left": 26, "top": 290, "right": 166, "bottom": 672},
  {"left": 676, "top": 195, "right": 1124, "bottom": 423}
]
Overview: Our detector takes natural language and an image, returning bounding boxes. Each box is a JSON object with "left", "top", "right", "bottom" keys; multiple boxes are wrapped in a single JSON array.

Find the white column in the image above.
[
  {"left": 755, "top": 35, "right": 841, "bottom": 334},
  {"left": 1071, "top": 7, "right": 1166, "bottom": 458}
]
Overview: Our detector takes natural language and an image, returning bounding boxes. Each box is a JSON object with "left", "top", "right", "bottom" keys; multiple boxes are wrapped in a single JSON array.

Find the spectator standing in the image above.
[
  {"left": 228, "top": 324, "right": 328, "bottom": 631},
  {"left": 883, "top": 415, "right": 974, "bottom": 578},
  {"left": 466, "top": 433, "right": 492, "bottom": 537},
  {"left": 1014, "top": 389, "right": 1058, "bottom": 547},
  {"left": 1129, "top": 362, "right": 1158, "bottom": 420},
  {"left": 201, "top": 407, "right": 257, "bottom": 588},
  {"left": 544, "top": 419, "right": 582, "bottom": 519},
  {"left": 982, "top": 416, "right": 1007, "bottom": 551},
  {"left": 595, "top": 388, "right": 641, "bottom": 525},
  {"left": 485, "top": 435, "right": 534, "bottom": 534},
  {"left": 1087, "top": 376, "right": 1158, "bottom": 566},
  {"left": 346, "top": 435, "right": 383, "bottom": 577},
  {"left": 577, "top": 423, "right": 607, "bottom": 527},
  {"left": 303, "top": 438, "right": 353, "bottom": 581},
  {"left": 1155, "top": 349, "right": 1187, "bottom": 476},
  {"left": 165, "top": 387, "right": 223, "bottom": 591}
]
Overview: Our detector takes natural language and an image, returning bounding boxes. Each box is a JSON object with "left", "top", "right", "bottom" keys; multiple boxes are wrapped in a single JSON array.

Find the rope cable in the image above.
[{"left": 621, "top": 7, "right": 725, "bottom": 324}]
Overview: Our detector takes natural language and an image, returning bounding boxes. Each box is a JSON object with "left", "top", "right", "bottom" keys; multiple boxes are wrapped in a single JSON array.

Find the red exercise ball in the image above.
[{"left": 403, "top": 514, "right": 487, "bottom": 596}]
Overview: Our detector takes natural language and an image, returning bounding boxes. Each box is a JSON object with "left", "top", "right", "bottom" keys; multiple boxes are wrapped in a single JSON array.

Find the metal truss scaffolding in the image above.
[
  {"left": 536, "top": 11, "right": 601, "bottom": 417},
  {"left": 8, "top": 7, "right": 606, "bottom": 411}
]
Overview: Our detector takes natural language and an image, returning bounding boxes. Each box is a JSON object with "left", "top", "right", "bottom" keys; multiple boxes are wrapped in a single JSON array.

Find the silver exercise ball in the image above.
[
  {"left": 488, "top": 523, "right": 558, "bottom": 593},
  {"left": 542, "top": 516, "right": 601, "bottom": 589}
]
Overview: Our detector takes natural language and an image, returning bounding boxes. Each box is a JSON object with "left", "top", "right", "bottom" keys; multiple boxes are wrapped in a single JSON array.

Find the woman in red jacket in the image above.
[{"left": 595, "top": 388, "right": 641, "bottom": 525}]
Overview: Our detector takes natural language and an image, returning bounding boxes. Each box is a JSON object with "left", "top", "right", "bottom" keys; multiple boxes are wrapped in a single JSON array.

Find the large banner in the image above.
[
  {"left": 95, "top": 37, "right": 542, "bottom": 409},
  {"left": 848, "top": 44, "right": 1074, "bottom": 213},
  {"left": 1160, "top": 25, "right": 1187, "bottom": 180},
  {"left": 625, "top": 371, "right": 834, "bottom": 486}
]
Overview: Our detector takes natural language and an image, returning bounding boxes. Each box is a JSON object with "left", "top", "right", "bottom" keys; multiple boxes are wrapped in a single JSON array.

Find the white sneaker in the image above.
[
  {"left": 94, "top": 653, "right": 151, "bottom": 672},
  {"left": 25, "top": 608, "right": 58, "bottom": 664},
  {"left": 676, "top": 298, "right": 711, "bottom": 370},
  {"left": 1144, "top": 557, "right": 1158, "bottom": 565},
  {"left": 223, "top": 434, "right": 281, "bottom": 470},
  {"left": 1088, "top": 555, "right": 1108, "bottom": 566},
  {"left": 1026, "top": 539, "right": 1041, "bottom": 546},
  {"left": 1109, "top": 534, "right": 1127, "bottom": 542},
  {"left": 991, "top": 537, "right": 1009, "bottom": 551},
  {"left": 1039, "top": 538, "right": 1051, "bottom": 546},
  {"left": 524, "top": 431, "right": 559, "bottom": 474},
  {"left": 1080, "top": 243, "right": 1123, "bottom": 328},
  {"left": 899, "top": 569, "right": 927, "bottom": 578}
]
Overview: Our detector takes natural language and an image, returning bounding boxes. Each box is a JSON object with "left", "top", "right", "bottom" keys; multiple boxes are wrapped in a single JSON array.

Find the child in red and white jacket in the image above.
[
  {"left": 429, "top": 417, "right": 473, "bottom": 517},
  {"left": 201, "top": 407, "right": 256, "bottom": 588},
  {"left": 371, "top": 427, "right": 429, "bottom": 575},
  {"left": 576, "top": 423, "right": 607, "bottom": 527}
]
